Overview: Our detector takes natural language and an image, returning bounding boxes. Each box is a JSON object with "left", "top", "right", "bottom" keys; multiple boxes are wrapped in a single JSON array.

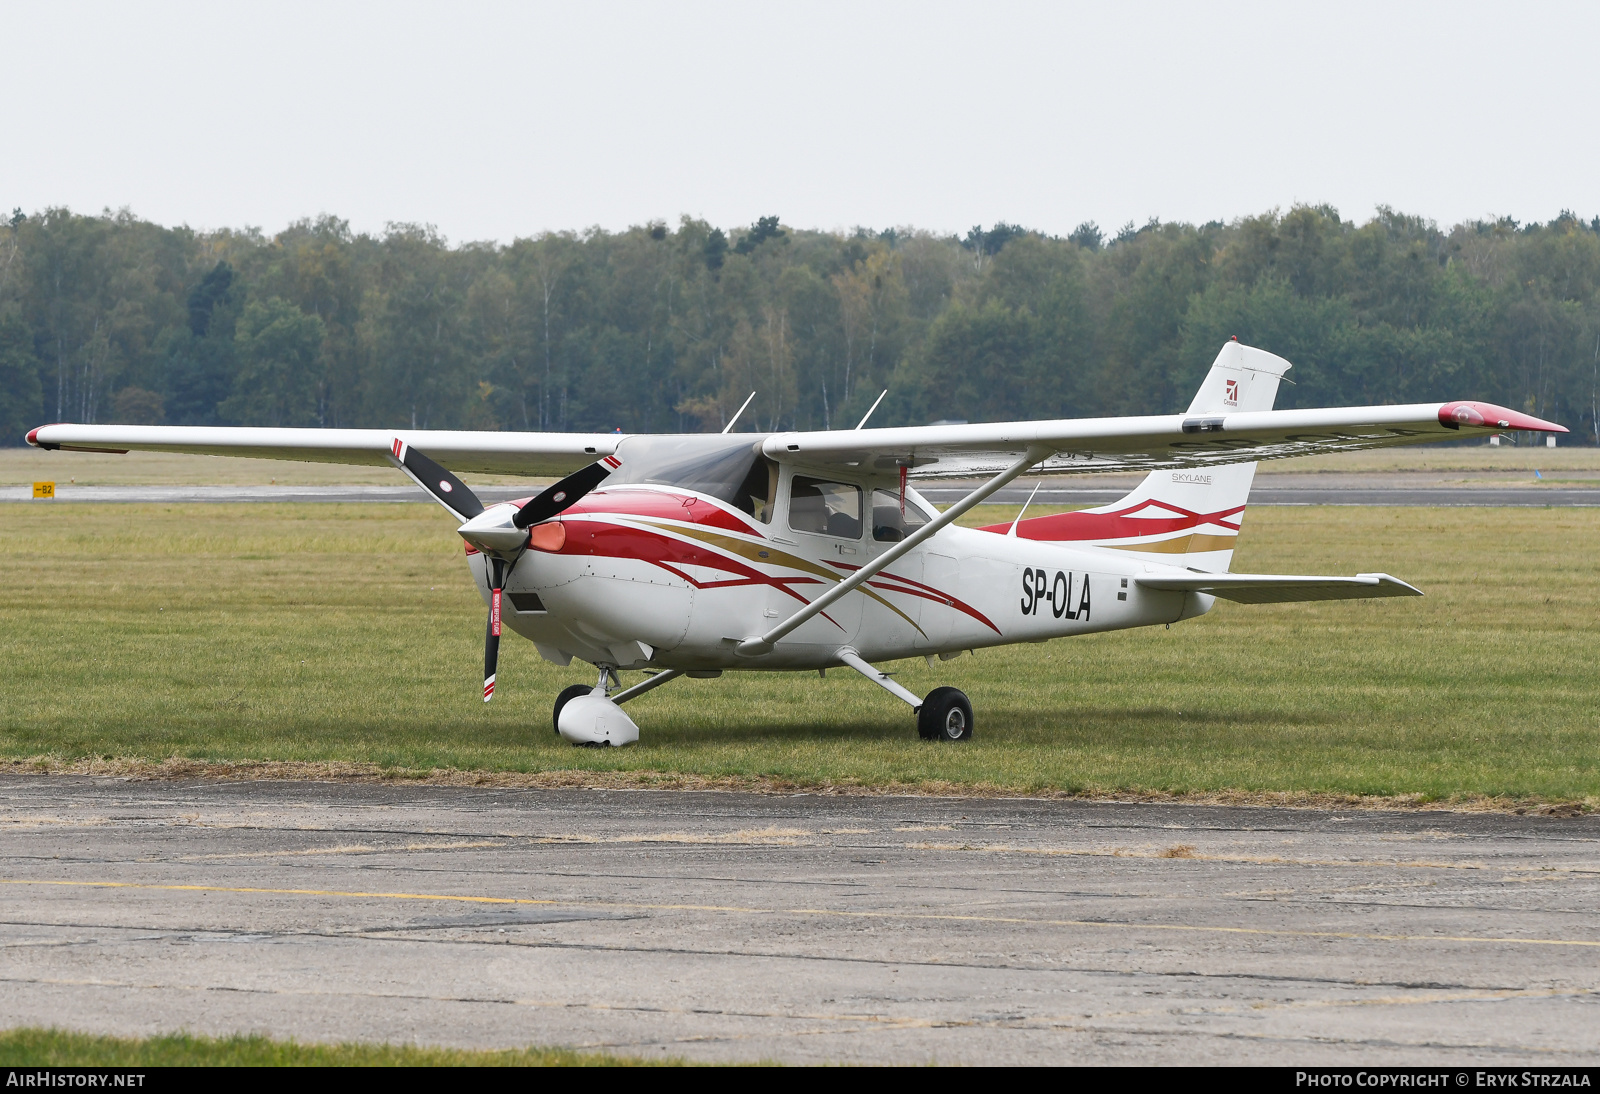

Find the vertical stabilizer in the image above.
[{"left": 994, "top": 342, "right": 1292, "bottom": 571}]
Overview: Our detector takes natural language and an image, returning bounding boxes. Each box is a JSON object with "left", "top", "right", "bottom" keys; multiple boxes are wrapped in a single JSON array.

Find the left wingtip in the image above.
[{"left": 1439, "top": 401, "right": 1567, "bottom": 433}]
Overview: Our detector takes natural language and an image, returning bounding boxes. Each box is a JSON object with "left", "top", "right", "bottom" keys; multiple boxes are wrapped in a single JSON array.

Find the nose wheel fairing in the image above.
[{"left": 556, "top": 692, "right": 641, "bottom": 746}]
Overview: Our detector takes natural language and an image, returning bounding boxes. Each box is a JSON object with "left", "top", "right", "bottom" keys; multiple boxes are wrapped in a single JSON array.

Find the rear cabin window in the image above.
[
  {"left": 870, "top": 488, "right": 930, "bottom": 542},
  {"left": 788, "top": 477, "right": 862, "bottom": 539}
]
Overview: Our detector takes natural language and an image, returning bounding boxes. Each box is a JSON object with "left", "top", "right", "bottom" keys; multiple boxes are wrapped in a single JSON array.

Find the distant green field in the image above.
[
  {"left": 1, "top": 501, "right": 1595, "bottom": 805},
  {"left": 0, "top": 1028, "right": 694, "bottom": 1067}
]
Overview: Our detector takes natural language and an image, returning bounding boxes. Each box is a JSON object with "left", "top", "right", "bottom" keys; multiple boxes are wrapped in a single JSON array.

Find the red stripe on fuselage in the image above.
[
  {"left": 556, "top": 489, "right": 762, "bottom": 537},
  {"left": 980, "top": 500, "right": 1244, "bottom": 542},
  {"left": 556, "top": 518, "right": 839, "bottom": 623},
  {"left": 830, "top": 562, "right": 1002, "bottom": 635}
]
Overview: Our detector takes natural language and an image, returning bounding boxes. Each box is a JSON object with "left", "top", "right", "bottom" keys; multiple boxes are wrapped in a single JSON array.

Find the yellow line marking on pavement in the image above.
[
  {"left": 903, "top": 841, "right": 1600, "bottom": 875},
  {"left": 5, "top": 877, "right": 1600, "bottom": 949},
  {"left": 531, "top": 829, "right": 813, "bottom": 845},
  {"left": 179, "top": 840, "right": 505, "bottom": 861},
  {"left": 181, "top": 844, "right": 377, "bottom": 860}
]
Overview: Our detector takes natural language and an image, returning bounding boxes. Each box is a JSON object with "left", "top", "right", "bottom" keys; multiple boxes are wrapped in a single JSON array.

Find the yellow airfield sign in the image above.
[{"left": 32, "top": 481, "right": 55, "bottom": 499}]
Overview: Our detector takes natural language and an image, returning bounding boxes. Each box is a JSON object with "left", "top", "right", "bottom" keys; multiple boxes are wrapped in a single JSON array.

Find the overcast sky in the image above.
[{"left": 3, "top": 1, "right": 1595, "bottom": 243}]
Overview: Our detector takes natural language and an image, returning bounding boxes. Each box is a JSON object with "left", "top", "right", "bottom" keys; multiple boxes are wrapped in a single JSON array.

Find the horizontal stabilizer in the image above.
[{"left": 1135, "top": 571, "right": 1421, "bottom": 603}]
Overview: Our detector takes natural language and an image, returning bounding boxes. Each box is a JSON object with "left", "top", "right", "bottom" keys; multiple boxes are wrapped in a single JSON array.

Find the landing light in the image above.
[{"left": 529, "top": 522, "right": 566, "bottom": 552}]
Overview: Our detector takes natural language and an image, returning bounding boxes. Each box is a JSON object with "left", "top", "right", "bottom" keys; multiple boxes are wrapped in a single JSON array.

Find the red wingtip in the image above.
[
  {"left": 1438, "top": 401, "right": 1568, "bottom": 433},
  {"left": 25, "top": 427, "right": 39, "bottom": 446}
]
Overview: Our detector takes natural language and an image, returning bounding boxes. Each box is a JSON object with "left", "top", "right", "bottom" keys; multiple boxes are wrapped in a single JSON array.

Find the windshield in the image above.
[{"left": 610, "top": 435, "right": 776, "bottom": 521}]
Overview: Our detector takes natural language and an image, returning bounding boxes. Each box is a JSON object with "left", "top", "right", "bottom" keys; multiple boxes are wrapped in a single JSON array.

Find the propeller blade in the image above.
[
  {"left": 390, "top": 438, "right": 485, "bottom": 522},
  {"left": 483, "top": 557, "right": 504, "bottom": 702},
  {"left": 512, "top": 456, "right": 620, "bottom": 528}
]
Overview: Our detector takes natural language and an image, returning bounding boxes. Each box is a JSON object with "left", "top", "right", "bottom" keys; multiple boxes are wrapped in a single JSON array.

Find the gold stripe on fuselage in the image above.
[
  {"left": 1099, "top": 532, "right": 1238, "bottom": 554},
  {"left": 632, "top": 519, "right": 925, "bottom": 636}
]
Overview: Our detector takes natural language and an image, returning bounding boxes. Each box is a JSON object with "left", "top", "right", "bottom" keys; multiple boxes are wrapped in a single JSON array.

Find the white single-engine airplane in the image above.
[{"left": 28, "top": 341, "right": 1565, "bottom": 745}]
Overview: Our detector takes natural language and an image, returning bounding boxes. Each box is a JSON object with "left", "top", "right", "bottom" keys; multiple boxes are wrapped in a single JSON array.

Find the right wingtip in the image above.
[{"left": 25, "top": 426, "right": 61, "bottom": 450}]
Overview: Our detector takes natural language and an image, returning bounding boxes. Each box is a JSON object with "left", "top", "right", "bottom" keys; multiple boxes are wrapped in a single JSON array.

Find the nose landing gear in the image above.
[{"left": 551, "top": 665, "right": 686, "bottom": 746}]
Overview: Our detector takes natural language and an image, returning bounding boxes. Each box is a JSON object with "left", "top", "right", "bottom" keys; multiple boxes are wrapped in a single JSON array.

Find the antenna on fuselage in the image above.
[
  {"left": 721, "top": 391, "right": 757, "bottom": 433},
  {"left": 855, "top": 389, "right": 888, "bottom": 429},
  {"left": 1006, "top": 481, "right": 1042, "bottom": 537}
]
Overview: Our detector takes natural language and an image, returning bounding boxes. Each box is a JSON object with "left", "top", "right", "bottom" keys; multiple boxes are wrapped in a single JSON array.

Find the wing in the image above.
[
  {"left": 760, "top": 401, "right": 1566, "bottom": 479},
  {"left": 1135, "top": 571, "right": 1422, "bottom": 604},
  {"left": 25, "top": 425, "right": 621, "bottom": 478}
]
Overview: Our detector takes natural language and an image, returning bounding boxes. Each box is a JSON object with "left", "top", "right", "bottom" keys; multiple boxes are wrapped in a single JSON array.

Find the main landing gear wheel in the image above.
[
  {"left": 917, "top": 687, "right": 974, "bottom": 742},
  {"left": 553, "top": 684, "right": 592, "bottom": 735}
]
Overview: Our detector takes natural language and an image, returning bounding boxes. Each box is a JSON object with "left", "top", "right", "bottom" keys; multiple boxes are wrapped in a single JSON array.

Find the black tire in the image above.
[
  {"left": 917, "top": 686, "right": 974, "bottom": 741},
  {"left": 553, "top": 684, "right": 593, "bottom": 735}
]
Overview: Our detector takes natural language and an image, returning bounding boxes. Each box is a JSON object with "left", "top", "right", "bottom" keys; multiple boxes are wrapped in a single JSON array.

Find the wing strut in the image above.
[{"left": 736, "top": 446, "right": 1051, "bottom": 656}]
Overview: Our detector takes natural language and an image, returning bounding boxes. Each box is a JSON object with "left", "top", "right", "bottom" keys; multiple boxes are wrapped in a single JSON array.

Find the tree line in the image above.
[{"left": 1, "top": 204, "right": 1596, "bottom": 446}]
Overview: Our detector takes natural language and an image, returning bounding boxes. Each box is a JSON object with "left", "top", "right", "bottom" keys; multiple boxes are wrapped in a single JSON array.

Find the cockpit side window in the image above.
[
  {"left": 789, "top": 476, "right": 862, "bottom": 539},
  {"left": 870, "top": 488, "right": 930, "bottom": 542}
]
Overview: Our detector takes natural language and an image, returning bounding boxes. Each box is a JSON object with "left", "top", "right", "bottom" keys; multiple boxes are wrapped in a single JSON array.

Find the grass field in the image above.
[
  {"left": 0, "top": 1028, "right": 695, "bottom": 1066},
  {"left": 1, "top": 501, "right": 1596, "bottom": 805}
]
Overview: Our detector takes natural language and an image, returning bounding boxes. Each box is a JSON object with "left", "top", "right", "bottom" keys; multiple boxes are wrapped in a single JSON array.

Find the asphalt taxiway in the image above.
[
  {"left": 0, "top": 777, "right": 1594, "bottom": 1064},
  {"left": 3, "top": 472, "right": 1596, "bottom": 506}
]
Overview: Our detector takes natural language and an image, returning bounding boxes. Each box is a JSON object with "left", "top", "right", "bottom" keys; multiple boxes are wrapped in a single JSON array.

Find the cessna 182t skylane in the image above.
[{"left": 28, "top": 341, "right": 1565, "bottom": 745}]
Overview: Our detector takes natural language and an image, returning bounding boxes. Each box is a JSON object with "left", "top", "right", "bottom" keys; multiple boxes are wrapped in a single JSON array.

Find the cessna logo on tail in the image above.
[{"left": 1224, "top": 378, "right": 1239, "bottom": 406}]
